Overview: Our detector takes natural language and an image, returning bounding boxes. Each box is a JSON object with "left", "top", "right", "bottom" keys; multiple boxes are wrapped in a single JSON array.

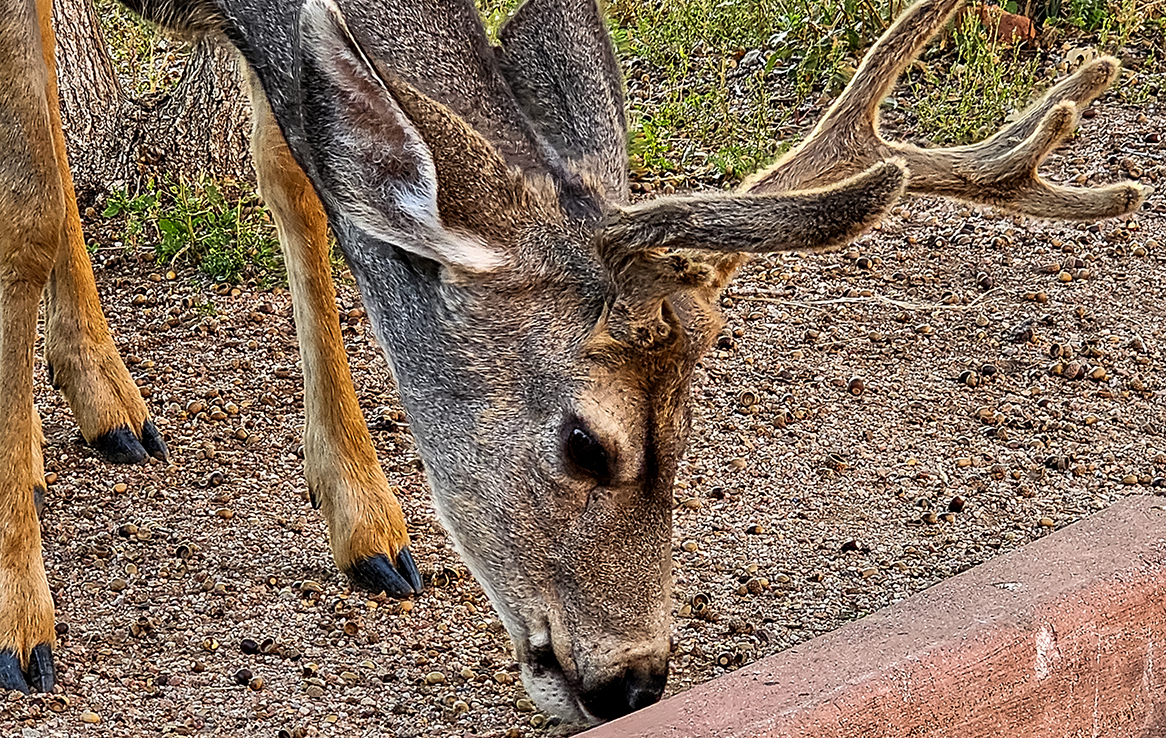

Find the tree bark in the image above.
[{"left": 52, "top": 0, "right": 253, "bottom": 202}]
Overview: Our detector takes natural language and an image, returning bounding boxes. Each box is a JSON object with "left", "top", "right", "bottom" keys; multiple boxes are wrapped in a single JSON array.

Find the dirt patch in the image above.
[{"left": 3, "top": 51, "right": 1165, "bottom": 738}]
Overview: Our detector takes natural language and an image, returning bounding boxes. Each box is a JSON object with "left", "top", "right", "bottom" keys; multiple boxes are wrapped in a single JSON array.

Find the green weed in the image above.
[
  {"left": 94, "top": 0, "right": 189, "bottom": 96},
  {"left": 1048, "top": 0, "right": 1165, "bottom": 49},
  {"left": 103, "top": 177, "right": 282, "bottom": 284},
  {"left": 909, "top": 16, "right": 1041, "bottom": 145}
]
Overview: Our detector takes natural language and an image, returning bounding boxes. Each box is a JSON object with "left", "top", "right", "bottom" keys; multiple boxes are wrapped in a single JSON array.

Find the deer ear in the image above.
[{"left": 296, "top": 0, "right": 509, "bottom": 273}]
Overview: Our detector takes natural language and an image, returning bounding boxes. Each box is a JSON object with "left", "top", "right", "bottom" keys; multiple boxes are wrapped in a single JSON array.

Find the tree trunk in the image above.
[{"left": 52, "top": 0, "right": 253, "bottom": 203}]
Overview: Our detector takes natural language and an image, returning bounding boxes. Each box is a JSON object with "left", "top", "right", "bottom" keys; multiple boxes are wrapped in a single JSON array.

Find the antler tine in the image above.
[
  {"left": 743, "top": 0, "right": 1151, "bottom": 220},
  {"left": 743, "top": 0, "right": 965, "bottom": 194},
  {"left": 598, "top": 161, "right": 908, "bottom": 347}
]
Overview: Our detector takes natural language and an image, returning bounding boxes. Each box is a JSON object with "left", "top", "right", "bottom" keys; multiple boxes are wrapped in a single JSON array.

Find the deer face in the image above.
[
  {"left": 334, "top": 215, "right": 718, "bottom": 722},
  {"left": 296, "top": 0, "right": 908, "bottom": 722}
]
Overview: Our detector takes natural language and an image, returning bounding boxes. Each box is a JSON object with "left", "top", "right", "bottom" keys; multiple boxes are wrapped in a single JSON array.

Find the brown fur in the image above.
[
  {"left": 36, "top": 0, "right": 153, "bottom": 448},
  {"left": 0, "top": 0, "right": 67, "bottom": 668},
  {"left": 249, "top": 81, "right": 408, "bottom": 571}
]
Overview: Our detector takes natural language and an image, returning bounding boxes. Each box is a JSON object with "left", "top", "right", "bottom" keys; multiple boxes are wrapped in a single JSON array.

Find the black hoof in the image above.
[
  {"left": 140, "top": 419, "right": 169, "bottom": 462},
  {"left": 90, "top": 420, "right": 167, "bottom": 465},
  {"left": 0, "top": 644, "right": 53, "bottom": 694},
  {"left": 90, "top": 426, "right": 147, "bottom": 465},
  {"left": 347, "top": 547, "right": 424, "bottom": 597}
]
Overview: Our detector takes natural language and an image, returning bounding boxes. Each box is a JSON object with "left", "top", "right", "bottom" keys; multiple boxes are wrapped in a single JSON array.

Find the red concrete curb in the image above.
[{"left": 582, "top": 495, "right": 1166, "bottom": 738}]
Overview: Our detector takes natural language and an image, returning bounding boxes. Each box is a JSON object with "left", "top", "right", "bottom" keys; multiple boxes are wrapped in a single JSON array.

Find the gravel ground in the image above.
[{"left": 2, "top": 40, "right": 1165, "bottom": 738}]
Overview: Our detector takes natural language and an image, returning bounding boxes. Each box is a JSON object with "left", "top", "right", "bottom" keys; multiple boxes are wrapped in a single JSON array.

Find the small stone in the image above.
[
  {"left": 215, "top": 508, "right": 235, "bottom": 520},
  {"left": 1122, "top": 474, "right": 1140, "bottom": 485},
  {"left": 515, "top": 698, "right": 535, "bottom": 712},
  {"left": 860, "top": 567, "right": 878, "bottom": 579},
  {"left": 1057, "top": 270, "right": 1073, "bottom": 282},
  {"left": 681, "top": 540, "right": 699, "bottom": 552},
  {"left": 424, "top": 671, "right": 445, "bottom": 685},
  {"left": 109, "top": 578, "right": 128, "bottom": 592},
  {"left": 948, "top": 496, "right": 966, "bottom": 513},
  {"left": 305, "top": 685, "right": 324, "bottom": 699},
  {"left": 493, "top": 671, "right": 513, "bottom": 685},
  {"left": 80, "top": 711, "right": 100, "bottom": 724},
  {"left": 112, "top": 482, "right": 128, "bottom": 494},
  {"left": 745, "top": 524, "right": 764, "bottom": 535},
  {"left": 240, "top": 638, "right": 259, "bottom": 655},
  {"left": 847, "top": 377, "right": 865, "bottom": 395},
  {"left": 249, "top": 676, "right": 264, "bottom": 691},
  {"left": 234, "top": 668, "right": 253, "bottom": 686},
  {"left": 1039, "top": 517, "right": 1056, "bottom": 528}
]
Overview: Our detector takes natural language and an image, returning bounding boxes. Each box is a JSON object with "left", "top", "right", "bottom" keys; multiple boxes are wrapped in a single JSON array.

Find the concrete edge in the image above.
[{"left": 581, "top": 495, "right": 1166, "bottom": 738}]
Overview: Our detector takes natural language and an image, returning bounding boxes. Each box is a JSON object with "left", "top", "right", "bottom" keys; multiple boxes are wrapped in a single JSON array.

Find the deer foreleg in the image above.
[
  {"left": 38, "top": 0, "right": 167, "bottom": 465},
  {"left": 249, "top": 77, "right": 421, "bottom": 597},
  {"left": 0, "top": 0, "right": 62, "bottom": 693}
]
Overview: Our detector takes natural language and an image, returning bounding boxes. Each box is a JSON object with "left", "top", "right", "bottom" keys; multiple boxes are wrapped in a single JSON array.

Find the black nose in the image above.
[{"left": 580, "top": 661, "right": 668, "bottom": 721}]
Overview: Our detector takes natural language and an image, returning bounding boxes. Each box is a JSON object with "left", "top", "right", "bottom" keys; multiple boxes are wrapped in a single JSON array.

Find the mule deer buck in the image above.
[{"left": 0, "top": 0, "right": 1147, "bottom": 721}]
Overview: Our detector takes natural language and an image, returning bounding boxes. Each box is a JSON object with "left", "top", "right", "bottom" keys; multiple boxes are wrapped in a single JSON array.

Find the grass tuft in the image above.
[{"left": 103, "top": 177, "right": 282, "bottom": 284}]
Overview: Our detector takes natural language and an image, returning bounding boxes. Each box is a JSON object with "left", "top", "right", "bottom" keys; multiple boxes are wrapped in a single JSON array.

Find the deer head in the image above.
[{"left": 287, "top": 0, "right": 1146, "bottom": 723}]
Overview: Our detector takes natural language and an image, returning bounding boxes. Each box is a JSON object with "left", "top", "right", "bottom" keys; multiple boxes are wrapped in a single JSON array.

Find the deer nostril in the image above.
[{"left": 580, "top": 661, "right": 668, "bottom": 720}]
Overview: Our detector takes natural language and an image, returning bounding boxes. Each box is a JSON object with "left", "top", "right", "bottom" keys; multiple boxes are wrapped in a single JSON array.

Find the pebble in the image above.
[
  {"left": 113, "top": 482, "right": 128, "bottom": 494},
  {"left": 1039, "top": 517, "right": 1056, "bottom": 528},
  {"left": 80, "top": 711, "right": 100, "bottom": 724},
  {"left": 515, "top": 698, "right": 535, "bottom": 712},
  {"left": 109, "top": 578, "right": 128, "bottom": 592},
  {"left": 424, "top": 671, "right": 445, "bottom": 685},
  {"left": 493, "top": 671, "right": 513, "bottom": 685}
]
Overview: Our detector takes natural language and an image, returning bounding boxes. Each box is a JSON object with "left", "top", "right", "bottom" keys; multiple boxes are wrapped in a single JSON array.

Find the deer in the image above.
[{"left": 0, "top": 0, "right": 1147, "bottom": 722}]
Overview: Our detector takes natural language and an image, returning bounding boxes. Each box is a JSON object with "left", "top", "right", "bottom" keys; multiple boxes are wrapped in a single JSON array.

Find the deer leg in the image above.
[
  {"left": 38, "top": 0, "right": 166, "bottom": 465},
  {"left": 249, "top": 77, "right": 421, "bottom": 597},
  {"left": 0, "top": 0, "right": 63, "bottom": 694}
]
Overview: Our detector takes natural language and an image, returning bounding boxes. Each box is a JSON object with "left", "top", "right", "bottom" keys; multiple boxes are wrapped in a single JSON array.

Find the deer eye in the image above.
[{"left": 565, "top": 425, "right": 611, "bottom": 483}]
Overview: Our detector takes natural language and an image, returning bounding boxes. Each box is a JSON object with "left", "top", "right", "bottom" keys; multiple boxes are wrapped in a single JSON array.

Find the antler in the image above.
[{"left": 743, "top": 0, "right": 1150, "bottom": 220}]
